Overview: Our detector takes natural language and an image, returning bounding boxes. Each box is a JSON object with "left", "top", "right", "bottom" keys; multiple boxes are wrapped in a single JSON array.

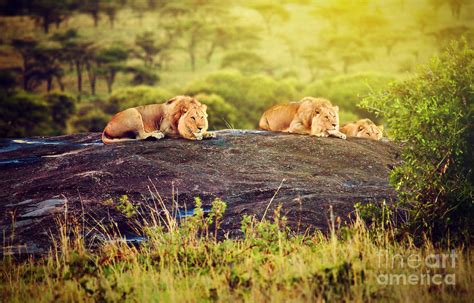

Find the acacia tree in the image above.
[
  {"left": 205, "top": 22, "right": 261, "bottom": 63},
  {"left": 134, "top": 31, "right": 166, "bottom": 68},
  {"left": 251, "top": 2, "right": 289, "bottom": 34},
  {"left": 11, "top": 38, "right": 38, "bottom": 91},
  {"left": 96, "top": 45, "right": 128, "bottom": 93},
  {"left": 301, "top": 48, "right": 335, "bottom": 81},
  {"left": 101, "top": 0, "right": 119, "bottom": 28},
  {"left": 81, "top": 0, "right": 100, "bottom": 27},
  {"left": 51, "top": 29, "right": 93, "bottom": 98},
  {"left": 28, "top": 45, "right": 65, "bottom": 92}
]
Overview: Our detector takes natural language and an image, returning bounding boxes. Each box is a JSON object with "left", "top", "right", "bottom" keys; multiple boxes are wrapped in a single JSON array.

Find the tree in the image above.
[
  {"left": 11, "top": 38, "right": 39, "bottom": 91},
  {"left": 51, "top": 29, "right": 94, "bottom": 99},
  {"left": 27, "top": 44, "right": 65, "bottom": 92},
  {"left": 320, "top": 33, "right": 372, "bottom": 73},
  {"left": 134, "top": 31, "right": 166, "bottom": 68},
  {"left": 11, "top": 38, "right": 64, "bottom": 92},
  {"left": 29, "top": 0, "right": 76, "bottom": 33},
  {"left": 101, "top": 0, "right": 119, "bottom": 28},
  {"left": 448, "top": 0, "right": 468, "bottom": 19},
  {"left": 81, "top": 0, "right": 100, "bottom": 27},
  {"left": 301, "top": 48, "right": 335, "bottom": 81},
  {"left": 96, "top": 45, "right": 128, "bottom": 93},
  {"left": 158, "top": 0, "right": 233, "bottom": 71},
  {"left": 251, "top": 2, "right": 289, "bottom": 34},
  {"left": 205, "top": 22, "right": 261, "bottom": 63}
]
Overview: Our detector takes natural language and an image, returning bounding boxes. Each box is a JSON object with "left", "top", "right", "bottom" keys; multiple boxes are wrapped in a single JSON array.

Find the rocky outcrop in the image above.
[{"left": 0, "top": 130, "right": 400, "bottom": 255}]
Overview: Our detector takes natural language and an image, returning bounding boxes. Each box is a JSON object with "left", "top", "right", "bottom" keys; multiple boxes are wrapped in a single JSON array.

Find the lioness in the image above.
[
  {"left": 102, "top": 95, "right": 216, "bottom": 144},
  {"left": 259, "top": 97, "right": 346, "bottom": 139},
  {"left": 340, "top": 119, "right": 383, "bottom": 140}
]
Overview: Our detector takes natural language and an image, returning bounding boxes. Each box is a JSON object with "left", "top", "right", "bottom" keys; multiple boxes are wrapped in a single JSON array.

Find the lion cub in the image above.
[
  {"left": 259, "top": 97, "right": 346, "bottom": 139},
  {"left": 340, "top": 119, "right": 383, "bottom": 140},
  {"left": 102, "top": 96, "right": 215, "bottom": 144}
]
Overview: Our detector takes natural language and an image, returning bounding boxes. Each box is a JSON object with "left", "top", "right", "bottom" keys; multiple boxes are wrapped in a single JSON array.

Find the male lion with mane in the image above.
[
  {"left": 259, "top": 97, "right": 346, "bottom": 139},
  {"left": 102, "top": 95, "right": 215, "bottom": 144}
]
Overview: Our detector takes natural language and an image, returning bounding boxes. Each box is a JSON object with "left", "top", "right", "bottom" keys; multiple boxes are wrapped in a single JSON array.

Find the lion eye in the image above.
[{"left": 191, "top": 116, "right": 196, "bottom": 120}]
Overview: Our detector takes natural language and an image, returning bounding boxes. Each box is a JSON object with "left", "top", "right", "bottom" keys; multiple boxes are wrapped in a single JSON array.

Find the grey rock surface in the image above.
[{"left": 0, "top": 130, "right": 400, "bottom": 255}]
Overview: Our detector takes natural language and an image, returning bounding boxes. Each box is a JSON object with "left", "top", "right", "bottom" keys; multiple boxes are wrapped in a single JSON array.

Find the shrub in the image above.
[
  {"left": 304, "top": 72, "right": 395, "bottom": 124},
  {"left": 360, "top": 40, "right": 474, "bottom": 244},
  {"left": 107, "top": 85, "right": 173, "bottom": 114},
  {"left": 194, "top": 93, "right": 238, "bottom": 130},
  {"left": 185, "top": 70, "right": 298, "bottom": 128},
  {"left": 126, "top": 66, "right": 160, "bottom": 85},
  {"left": 221, "top": 50, "right": 267, "bottom": 74},
  {"left": 43, "top": 92, "right": 76, "bottom": 135},
  {"left": 0, "top": 90, "right": 52, "bottom": 137},
  {"left": 71, "top": 105, "right": 110, "bottom": 133}
]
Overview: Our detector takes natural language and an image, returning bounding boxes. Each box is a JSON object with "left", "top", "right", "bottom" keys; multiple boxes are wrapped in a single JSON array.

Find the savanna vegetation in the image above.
[
  {"left": 0, "top": 0, "right": 473, "bottom": 135},
  {"left": 1, "top": 0, "right": 473, "bottom": 302}
]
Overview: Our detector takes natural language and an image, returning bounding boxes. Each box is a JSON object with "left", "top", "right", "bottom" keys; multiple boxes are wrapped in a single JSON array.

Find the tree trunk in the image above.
[
  {"left": 85, "top": 61, "right": 96, "bottom": 95},
  {"left": 42, "top": 15, "right": 50, "bottom": 33},
  {"left": 56, "top": 76, "right": 65, "bottom": 91},
  {"left": 206, "top": 42, "right": 216, "bottom": 63},
  {"left": 190, "top": 52, "right": 196, "bottom": 71},
  {"left": 46, "top": 78, "right": 53, "bottom": 92},
  {"left": 75, "top": 61, "right": 83, "bottom": 100},
  {"left": 106, "top": 71, "right": 116, "bottom": 94}
]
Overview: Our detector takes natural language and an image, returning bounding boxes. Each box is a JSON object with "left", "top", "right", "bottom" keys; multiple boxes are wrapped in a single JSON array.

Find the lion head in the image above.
[
  {"left": 177, "top": 103, "right": 209, "bottom": 140},
  {"left": 299, "top": 97, "right": 340, "bottom": 136},
  {"left": 341, "top": 119, "right": 383, "bottom": 140}
]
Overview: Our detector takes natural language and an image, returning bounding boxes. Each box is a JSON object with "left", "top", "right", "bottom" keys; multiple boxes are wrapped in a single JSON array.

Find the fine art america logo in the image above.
[{"left": 376, "top": 250, "right": 456, "bottom": 285}]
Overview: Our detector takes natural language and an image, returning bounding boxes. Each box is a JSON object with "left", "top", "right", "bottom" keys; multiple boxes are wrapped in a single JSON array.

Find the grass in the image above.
[{"left": 1, "top": 197, "right": 473, "bottom": 302}]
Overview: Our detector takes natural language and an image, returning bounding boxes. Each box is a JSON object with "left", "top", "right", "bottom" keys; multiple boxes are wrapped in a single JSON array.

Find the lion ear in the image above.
[
  {"left": 201, "top": 104, "right": 207, "bottom": 112},
  {"left": 166, "top": 97, "right": 178, "bottom": 105},
  {"left": 333, "top": 106, "right": 339, "bottom": 112}
]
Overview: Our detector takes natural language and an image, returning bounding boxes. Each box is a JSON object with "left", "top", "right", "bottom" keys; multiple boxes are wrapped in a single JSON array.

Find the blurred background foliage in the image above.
[{"left": 0, "top": 0, "right": 473, "bottom": 137}]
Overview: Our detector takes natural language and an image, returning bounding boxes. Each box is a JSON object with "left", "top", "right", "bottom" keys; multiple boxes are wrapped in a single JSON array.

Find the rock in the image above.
[{"left": 0, "top": 130, "right": 400, "bottom": 254}]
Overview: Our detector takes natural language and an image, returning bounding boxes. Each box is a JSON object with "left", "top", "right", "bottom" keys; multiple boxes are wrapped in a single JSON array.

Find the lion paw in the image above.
[
  {"left": 151, "top": 132, "right": 165, "bottom": 140},
  {"left": 203, "top": 132, "right": 217, "bottom": 138}
]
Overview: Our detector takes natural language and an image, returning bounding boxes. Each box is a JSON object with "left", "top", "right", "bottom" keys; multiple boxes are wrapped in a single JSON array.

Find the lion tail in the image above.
[{"left": 101, "top": 130, "right": 136, "bottom": 145}]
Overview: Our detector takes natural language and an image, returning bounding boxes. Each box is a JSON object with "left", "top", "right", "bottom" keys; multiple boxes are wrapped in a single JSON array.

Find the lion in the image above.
[
  {"left": 259, "top": 97, "right": 346, "bottom": 139},
  {"left": 340, "top": 119, "right": 384, "bottom": 140},
  {"left": 101, "top": 95, "right": 216, "bottom": 144}
]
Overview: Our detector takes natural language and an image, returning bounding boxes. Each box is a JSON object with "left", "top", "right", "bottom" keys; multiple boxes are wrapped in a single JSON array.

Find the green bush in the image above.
[
  {"left": 107, "top": 85, "right": 173, "bottom": 114},
  {"left": 221, "top": 50, "right": 267, "bottom": 74},
  {"left": 71, "top": 101, "right": 111, "bottom": 133},
  {"left": 304, "top": 72, "right": 395, "bottom": 124},
  {"left": 0, "top": 90, "right": 52, "bottom": 137},
  {"left": 43, "top": 92, "right": 76, "bottom": 135},
  {"left": 360, "top": 40, "right": 474, "bottom": 244},
  {"left": 185, "top": 70, "right": 298, "bottom": 129},
  {"left": 194, "top": 93, "right": 238, "bottom": 130}
]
